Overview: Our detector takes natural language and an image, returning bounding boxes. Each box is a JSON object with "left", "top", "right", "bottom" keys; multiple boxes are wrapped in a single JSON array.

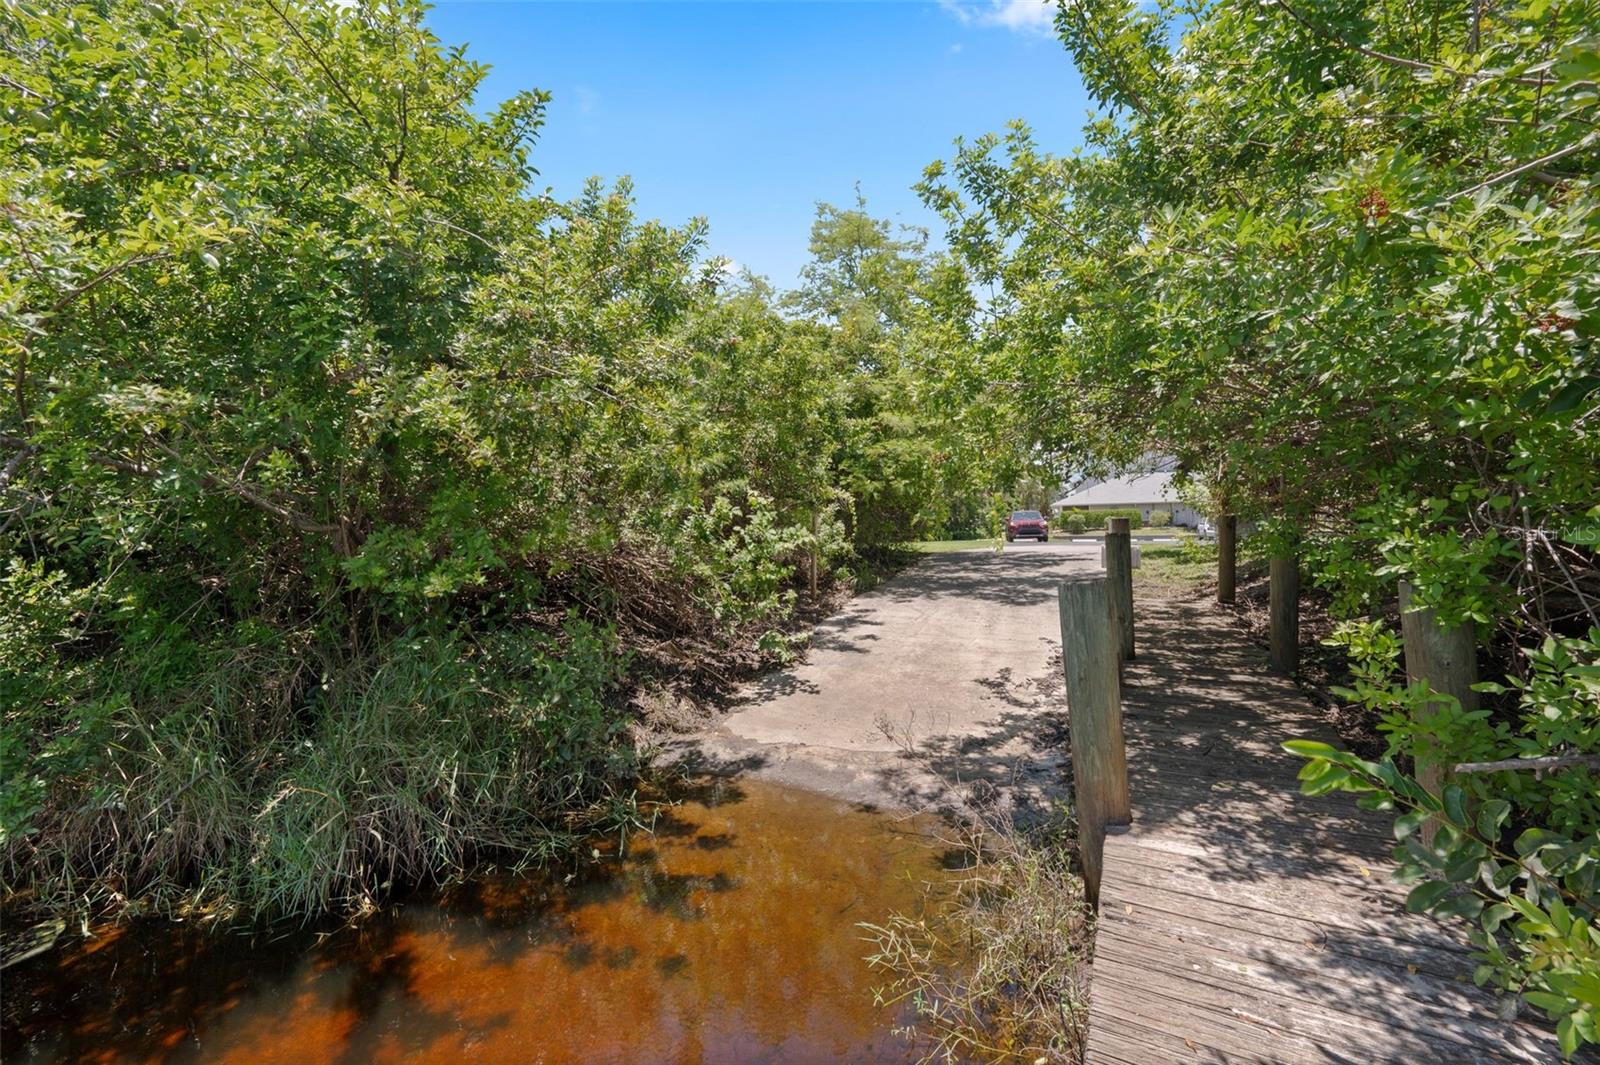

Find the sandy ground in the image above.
[{"left": 666, "top": 541, "right": 1099, "bottom": 814}]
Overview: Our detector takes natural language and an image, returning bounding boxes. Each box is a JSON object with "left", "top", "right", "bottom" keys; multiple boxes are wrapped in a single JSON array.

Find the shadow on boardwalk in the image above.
[{"left": 1086, "top": 591, "right": 1579, "bottom": 1064}]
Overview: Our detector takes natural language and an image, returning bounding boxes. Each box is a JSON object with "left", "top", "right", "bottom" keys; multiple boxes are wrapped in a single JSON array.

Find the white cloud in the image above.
[{"left": 938, "top": 0, "right": 1056, "bottom": 36}]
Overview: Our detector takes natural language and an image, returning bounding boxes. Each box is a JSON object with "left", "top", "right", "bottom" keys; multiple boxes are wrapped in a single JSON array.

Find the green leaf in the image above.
[
  {"left": 1547, "top": 376, "right": 1600, "bottom": 415},
  {"left": 1444, "top": 852, "right": 1483, "bottom": 883},
  {"left": 1394, "top": 810, "right": 1429, "bottom": 840},
  {"left": 1476, "top": 799, "right": 1510, "bottom": 840},
  {"left": 1283, "top": 739, "right": 1341, "bottom": 759},
  {"left": 1527, "top": 990, "right": 1575, "bottom": 1015},
  {"left": 1481, "top": 903, "right": 1516, "bottom": 934},
  {"left": 1406, "top": 880, "right": 1452, "bottom": 913},
  {"left": 1434, "top": 893, "right": 1484, "bottom": 920},
  {"left": 1558, "top": 1014, "right": 1578, "bottom": 1058}
]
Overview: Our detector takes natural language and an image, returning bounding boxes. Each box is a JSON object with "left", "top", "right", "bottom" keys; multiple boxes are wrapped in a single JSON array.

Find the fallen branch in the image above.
[{"left": 1454, "top": 752, "right": 1600, "bottom": 774}]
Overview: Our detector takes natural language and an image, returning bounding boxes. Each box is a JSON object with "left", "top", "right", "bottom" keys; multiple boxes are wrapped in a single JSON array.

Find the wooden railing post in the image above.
[
  {"left": 1217, "top": 514, "right": 1237, "bottom": 605},
  {"left": 1058, "top": 574, "right": 1131, "bottom": 907},
  {"left": 1399, "top": 581, "right": 1477, "bottom": 842},
  {"left": 809, "top": 508, "right": 820, "bottom": 597},
  {"left": 1269, "top": 553, "right": 1299, "bottom": 674},
  {"left": 1105, "top": 517, "right": 1135, "bottom": 662}
]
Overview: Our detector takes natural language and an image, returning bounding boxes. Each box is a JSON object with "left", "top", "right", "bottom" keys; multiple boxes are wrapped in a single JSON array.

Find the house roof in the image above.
[{"left": 1052, "top": 471, "right": 1179, "bottom": 509}]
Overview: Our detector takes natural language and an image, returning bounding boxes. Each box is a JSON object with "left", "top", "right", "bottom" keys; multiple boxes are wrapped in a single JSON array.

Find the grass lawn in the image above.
[
  {"left": 908, "top": 538, "right": 1000, "bottom": 553},
  {"left": 1135, "top": 540, "right": 1219, "bottom": 590}
]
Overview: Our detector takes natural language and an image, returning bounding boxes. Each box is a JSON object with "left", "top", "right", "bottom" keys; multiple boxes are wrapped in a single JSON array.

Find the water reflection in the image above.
[{"left": 3, "top": 778, "right": 953, "bottom": 1064}]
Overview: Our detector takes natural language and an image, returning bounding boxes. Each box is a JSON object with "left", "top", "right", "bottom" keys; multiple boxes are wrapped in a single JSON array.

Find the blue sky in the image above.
[{"left": 424, "top": 1, "right": 1091, "bottom": 287}]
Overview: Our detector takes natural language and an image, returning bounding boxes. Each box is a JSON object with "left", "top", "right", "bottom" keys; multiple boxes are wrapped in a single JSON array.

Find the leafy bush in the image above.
[
  {"left": 919, "top": 0, "right": 1600, "bottom": 1048},
  {"left": 1055, "top": 508, "right": 1143, "bottom": 531},
  {"left": 5, "top": 617, "right": 633, "bottom": 918},
  {"left": 1291, "top": 727, "right": 1599, "bottom": 1058},
  {"left": 1146, "top": 509, "right": 1171, "bottom": 528},
  {"left": 863, "top": 810, "right": 1089, "bottom": 1063},
  {"left": 0, "top": 0, "right": 964, "bottom": 921}
]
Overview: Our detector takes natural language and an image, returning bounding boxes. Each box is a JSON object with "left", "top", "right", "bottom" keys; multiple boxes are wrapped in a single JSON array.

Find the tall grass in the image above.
[
  {"left": 862, "top": 807, "right": 1092, "bottom": 1064},
  {"left": 3, "top": 619, "right": 637, "bottom": 922}
]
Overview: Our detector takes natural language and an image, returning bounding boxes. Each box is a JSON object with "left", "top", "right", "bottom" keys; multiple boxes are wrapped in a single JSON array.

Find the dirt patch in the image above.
[{"left": 627, "top": 550, "right": 920, "bottom": 735}]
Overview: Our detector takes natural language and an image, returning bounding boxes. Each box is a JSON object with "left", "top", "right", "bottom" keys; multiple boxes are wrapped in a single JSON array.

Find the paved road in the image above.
[{"left": 677, "top": 543, "right": 1098, "bottom": 812}]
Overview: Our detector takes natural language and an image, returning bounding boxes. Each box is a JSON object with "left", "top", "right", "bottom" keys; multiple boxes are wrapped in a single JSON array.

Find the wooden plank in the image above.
[
  {"left": 1089, "top": 1012, "right": 1290, "bottom": 1065},
  {"left": 1093, "top": 922, "right": 1551, "bottom": 1053},
  {"left": 1107, "top": 825, "right": 1446, "bottom": 933},
  {"left": 1091, "top": 966, "right": 1549, "bottom": 1063},
  {"left": 1092, "top": 940, "right": 1551, "bottom": 1062},
  {"left": 1103, "top": 845, "right": 1411, "bottom": 905},
  {"left": 1083, "top": 590, "right": 1567, "bottom": 1064},
  {"left": 1090, "top": 986, "right": 1344, "bottom": 1065},
  {"left": 1125, "top": 794, "right": 1400, "bottom": 848},
  {"left": 1095, "top": 892, "right": 1476, "bottom": 986},
  {"left": 1118, "top": 752, "right": 1369, "bottom": 792},
  {"left": 1093, "top": 917, "right": 1478, "bottom": 1009},
  {"left": 1100, "top": 854, "right": 1460, "bottom": 947},
  {"left": 1091, "top": 938, "right": 1551, "bottom": 1062}
]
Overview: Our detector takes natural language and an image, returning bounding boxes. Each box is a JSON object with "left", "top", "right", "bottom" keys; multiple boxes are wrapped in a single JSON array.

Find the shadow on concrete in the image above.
[{"left": 867, "top": 549, "right": 1090, "bottom": 609}]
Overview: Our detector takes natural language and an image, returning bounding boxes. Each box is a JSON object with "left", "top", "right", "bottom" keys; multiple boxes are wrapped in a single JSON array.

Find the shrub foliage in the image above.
[
  {"left": 0, "top": 0, "right": 972, "bottom": 919},
  {"left": 918, "top": 0, "right": 1600, "bottom": 1050}
]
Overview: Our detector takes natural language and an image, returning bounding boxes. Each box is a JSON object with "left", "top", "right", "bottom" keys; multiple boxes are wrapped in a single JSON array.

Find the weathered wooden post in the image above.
[
  {"left": 1269, "top": 553, "right": 1299, "bottom": 674},
  {"left": 809, "top": 509, "right": 820, "bottom": 597},
  {"left": 1217, "top": 514, "right": 1237, "bottom": 605},
  {"left": 1058, "top": 574, "right": 1131, "bottom": 907},
  {"left": 1105, "top": 517, "right": 1135, "bottom": 662},
  {"left": 1399, "top": 581, "right": 1477, "bottom": 841}
]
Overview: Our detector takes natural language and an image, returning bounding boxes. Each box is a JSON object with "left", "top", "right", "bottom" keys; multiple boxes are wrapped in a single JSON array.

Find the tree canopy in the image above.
[
  {"left": 3, "top": 0, "right": 1597, "bottom": 1048},
  {"left": 921, "top": 0, "right": 1599, "bottom": 1050},
  {"left": 0, "top": 0, "right": 968, "bottom": 918}
]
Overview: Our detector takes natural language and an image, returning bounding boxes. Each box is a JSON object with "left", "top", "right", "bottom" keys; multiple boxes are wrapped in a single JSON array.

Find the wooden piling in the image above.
[
  {"left": 809, "top": 509, "right": 820, "bottom": 597},
  {"left": 1399, "top": 581, "right": 1477, "bottom": 839},
  {"left": 1058, "top": 574, "right": 1131, "bottom": 907},
  {"left": 1105, "top": 517, "right": 1135, "bottom": 662},
  {"left": 1217, "top": 514, "right": 1237, "bottom": 605},
  {"left": 1269, "top": 554, "right": 1299, "bottom": 674}
]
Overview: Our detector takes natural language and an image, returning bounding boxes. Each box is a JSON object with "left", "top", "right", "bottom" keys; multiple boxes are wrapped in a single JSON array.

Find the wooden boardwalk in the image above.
[{"left": 1085, "top": 592, "right": 1569, "bottom": 1064}]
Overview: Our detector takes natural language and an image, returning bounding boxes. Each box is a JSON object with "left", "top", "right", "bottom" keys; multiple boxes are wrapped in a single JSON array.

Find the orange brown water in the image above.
[{"left": 2, "top": 778, "right": 957, "bottom": 1064}]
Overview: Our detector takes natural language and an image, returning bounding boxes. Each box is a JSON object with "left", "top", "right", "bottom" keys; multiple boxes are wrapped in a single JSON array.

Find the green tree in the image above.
[
  {"left": 921, "top": 0, "right": 1600, "bottom": 1050},
  {"left": 0, "top": 0, "right": 971, "bottom": 921}
]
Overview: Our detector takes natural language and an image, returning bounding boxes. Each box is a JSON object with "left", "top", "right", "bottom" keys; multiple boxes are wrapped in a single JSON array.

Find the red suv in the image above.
[{"left": 1006, "top": 510, "right": 1049, "bottom": 542}]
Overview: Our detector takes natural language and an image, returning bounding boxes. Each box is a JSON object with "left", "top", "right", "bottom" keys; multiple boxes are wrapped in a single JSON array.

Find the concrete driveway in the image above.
[{"left": 676, "top": 542, "right": 1099, "bottom": 812}]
